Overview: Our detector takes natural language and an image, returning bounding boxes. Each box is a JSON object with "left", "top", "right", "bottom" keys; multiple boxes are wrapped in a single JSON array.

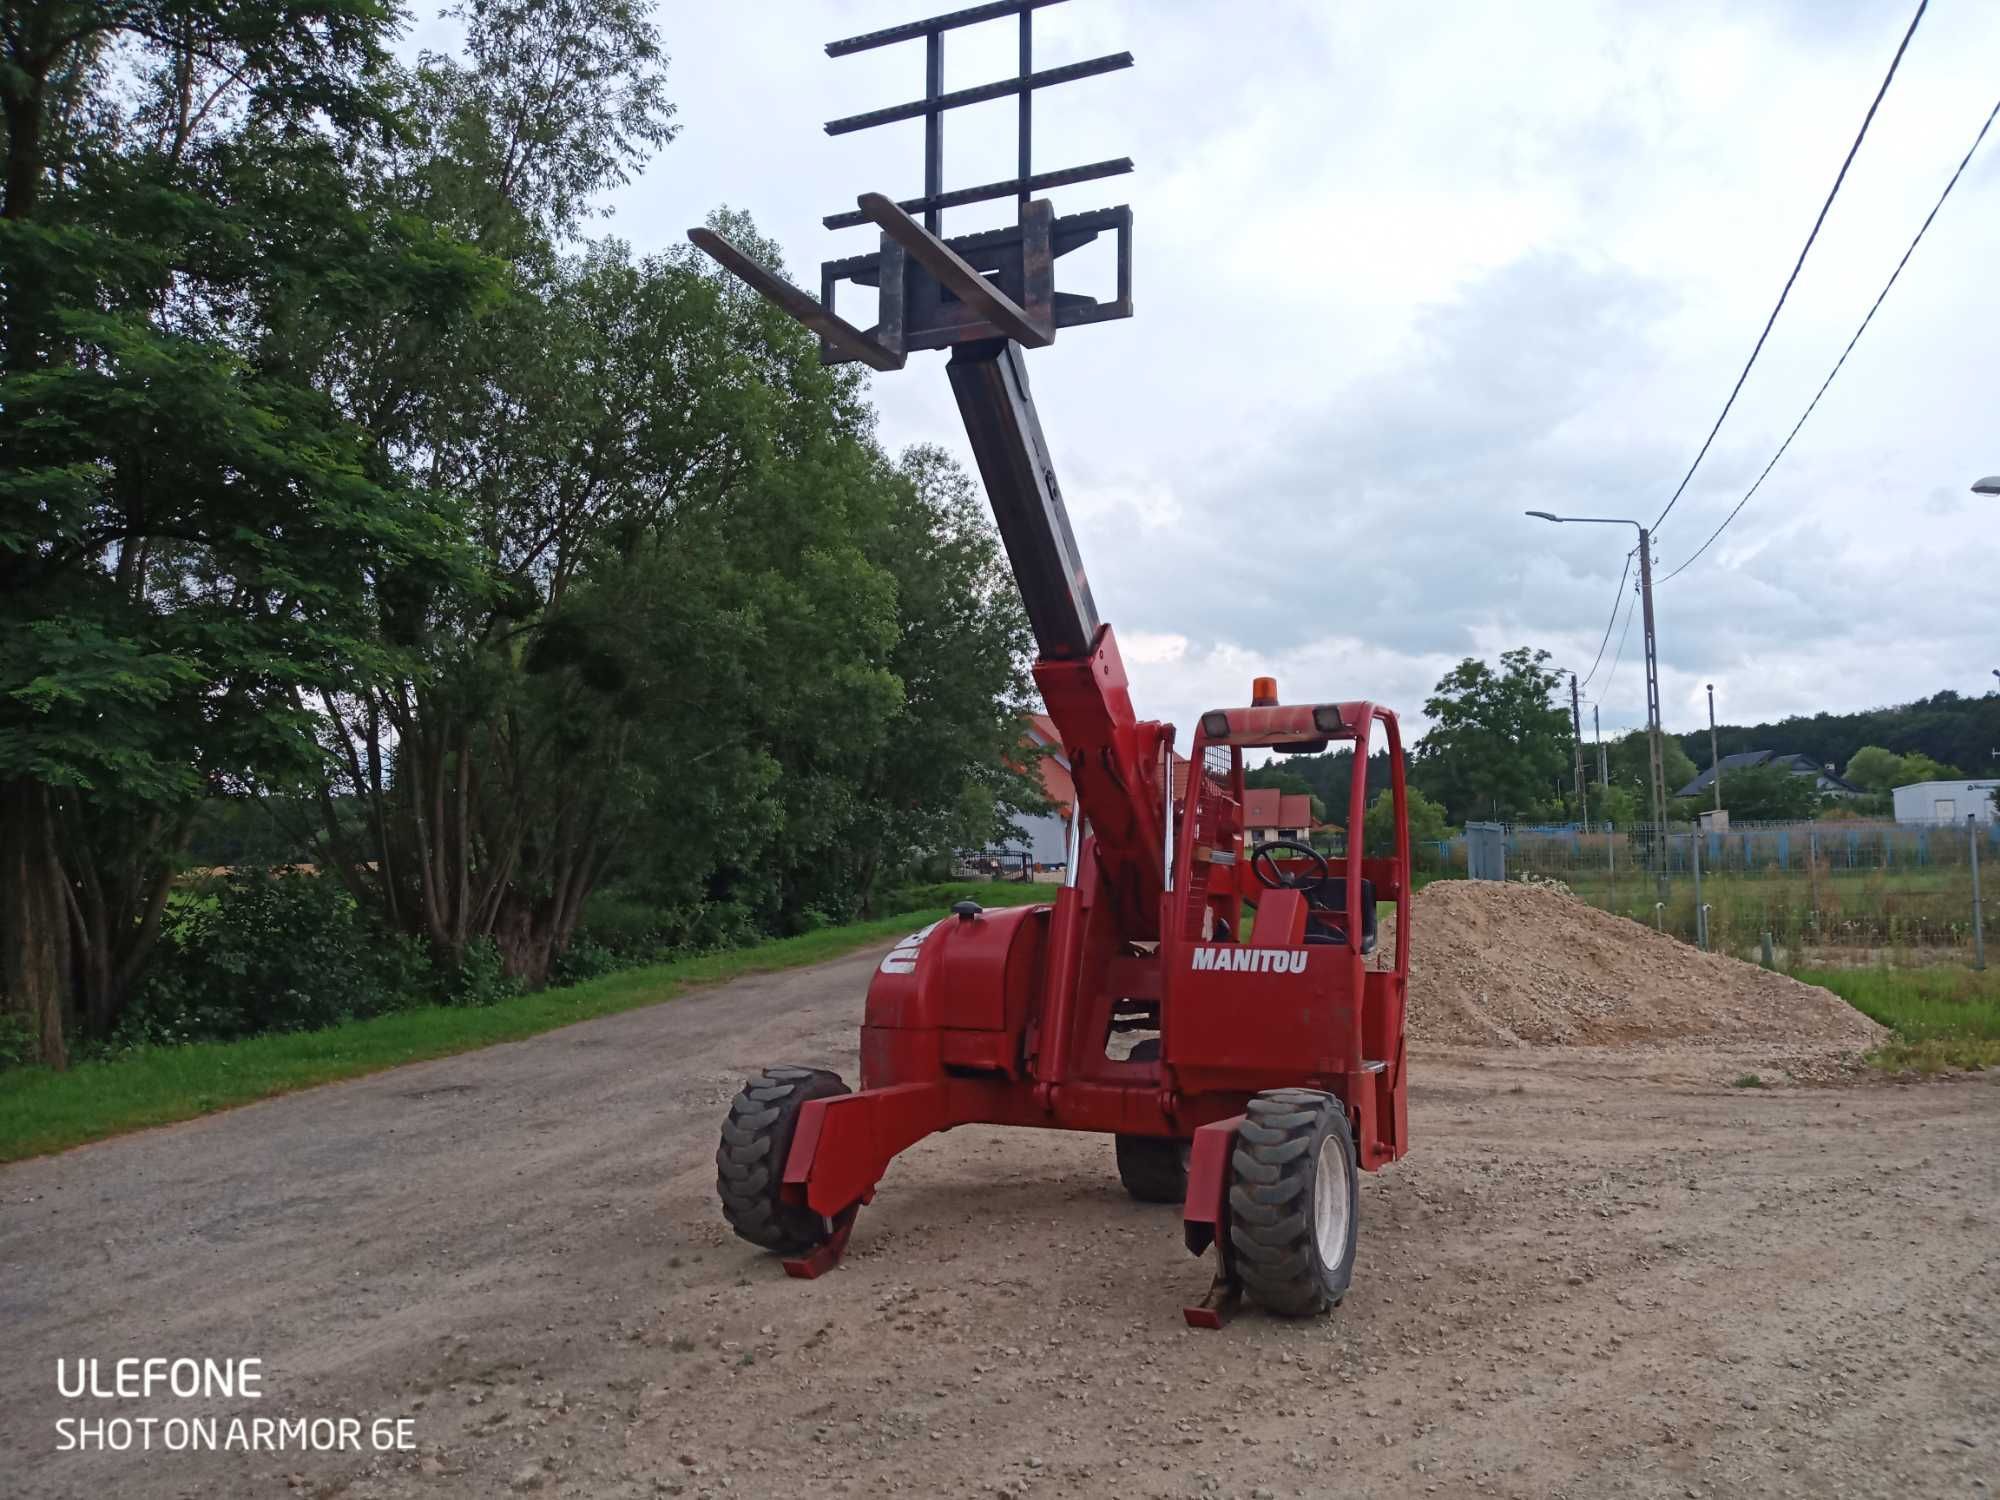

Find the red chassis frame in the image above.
[{"left": 772, "top": 622, "right": 1412, "bottom": 1308}]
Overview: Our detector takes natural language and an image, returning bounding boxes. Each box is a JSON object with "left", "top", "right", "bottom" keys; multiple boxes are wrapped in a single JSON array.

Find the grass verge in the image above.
[
  {"left": 0, "top": 887, "right": 1048, "bottom": 1165},
  {"left": 1795, "top": 964, "right": 2000, "bottom": 1074}
]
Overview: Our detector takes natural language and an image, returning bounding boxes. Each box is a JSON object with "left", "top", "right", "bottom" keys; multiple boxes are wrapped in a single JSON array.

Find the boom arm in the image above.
[
  {"left": 945, "top": 340, "right": 1167, "bottom": 928},
  {"left": 947, "top": 340, "right": 1097, "bottom": 660}
]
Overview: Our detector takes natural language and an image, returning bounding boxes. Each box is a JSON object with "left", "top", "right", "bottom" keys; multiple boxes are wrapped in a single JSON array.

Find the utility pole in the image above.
[
  {"left": 1972, "top": 813, "right": 1986, "bottom": 972},
  {"left": 1706, "top": 682, "right": 1722, "bottom": 814},
  {"left": 1594, "top": 703, "right": 1613, "bottom": 873},
  {"left": 1638, "top": 526, "right": 1668, "bottom": 904},
  {"left": 1570, "top": 672, "right": 1588, "bottom": 831},
  {"left": 1523, "top": 510, "right": 1667, "bottom": 899}
]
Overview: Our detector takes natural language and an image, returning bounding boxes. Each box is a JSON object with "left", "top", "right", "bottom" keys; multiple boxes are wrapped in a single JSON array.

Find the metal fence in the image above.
[{"left": 1428, "top": 817, "right": 1995, "bottom": 959}]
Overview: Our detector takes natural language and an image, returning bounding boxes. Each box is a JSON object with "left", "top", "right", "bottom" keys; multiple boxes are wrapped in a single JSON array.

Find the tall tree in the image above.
[
  {"left": 1, "top": 0, "right": 473, "bottom": 1064},
  {"left": 1409, "top": 648, "right": 1570, "bottom": 824},
  {"left": 1844, "top": 745, "right": 1904, "bottom": 793},
  {"left": 1716, "top": 763, "right": 1820, "bottom": 822},
  {"left": 1605, "top": 728, "right": 1697, "bottom": 806},
  {"left": 817, "top": 445, "right": 1042, "bottom": 917}
]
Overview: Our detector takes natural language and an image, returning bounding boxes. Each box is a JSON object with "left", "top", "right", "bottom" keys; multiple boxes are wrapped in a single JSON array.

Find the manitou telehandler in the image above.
[{"left": 691, "top": 0, "right": 1410, "bottom": 1323}]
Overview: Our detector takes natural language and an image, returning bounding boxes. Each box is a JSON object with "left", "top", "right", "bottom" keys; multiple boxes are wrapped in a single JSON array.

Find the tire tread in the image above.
[
  {"left": 716, "top": 1066, "right": 849, "bottom": 1253},
  {"left": 1226, "top": 1089, "right": 1357, "bottom": 1317}
]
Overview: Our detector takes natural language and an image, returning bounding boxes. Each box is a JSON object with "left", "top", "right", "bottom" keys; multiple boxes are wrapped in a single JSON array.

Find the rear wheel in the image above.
[
  {"left": 1114, "top": 1039, "right": 1189, "bottom": 1203},
  {"left": 716, "top": 1066, "right": 849, "bottom": 1253},
  {"left": 1115, "top": 1135, "right": 1190, "bottom": 1203},
  {"left": 1227, "top": 1088, "right": 1357, "bottom": 1316}
]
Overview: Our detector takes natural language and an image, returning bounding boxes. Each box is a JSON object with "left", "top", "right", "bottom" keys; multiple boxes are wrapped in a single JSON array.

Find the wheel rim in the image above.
[{"left": 1313, "top": 1131, "right": 1350, "bottom": 1267}]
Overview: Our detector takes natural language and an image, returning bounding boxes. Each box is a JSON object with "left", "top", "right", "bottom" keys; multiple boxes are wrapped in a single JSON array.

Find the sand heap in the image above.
[{"left": 1401, "top": 880, "right": 1886, "bottom": 1050}]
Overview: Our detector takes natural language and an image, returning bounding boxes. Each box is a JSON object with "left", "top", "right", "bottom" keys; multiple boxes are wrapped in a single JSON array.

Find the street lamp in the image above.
[
  {"left": 1706, "top": 683, "right": 1721, "bottom": 815},
  {"left": 1973, "top": 477, "right": 2000, "bottom": 495},
  {"left": 1526, "top": 510, "right": 1669, "bottom": 901}
]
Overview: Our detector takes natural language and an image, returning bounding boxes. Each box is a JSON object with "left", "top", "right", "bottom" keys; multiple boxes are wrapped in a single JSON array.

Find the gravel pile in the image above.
[{"left": 1402, "top": 880, "right": 1887, "bottom": 1050}]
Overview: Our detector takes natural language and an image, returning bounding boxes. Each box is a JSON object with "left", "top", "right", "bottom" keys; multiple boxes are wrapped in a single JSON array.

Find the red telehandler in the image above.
[{"left": 691, "top": 0, "right": 1410, "bottom": 1323}]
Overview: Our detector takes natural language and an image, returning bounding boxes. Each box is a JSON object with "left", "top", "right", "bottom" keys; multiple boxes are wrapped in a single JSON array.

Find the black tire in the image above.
[
  {"left": 1115, "top": 1135, "right": 1190, "bottom": 1203},
  {"left": 716, "top": 1066, "right": 850, "bottom": 1253},
  {"left": 1227, "top": 1089, "right": 1358, "bottom": 1317},
  {"left": 1114, "top": 1039, "right": 1189, "bottom": 1203}
]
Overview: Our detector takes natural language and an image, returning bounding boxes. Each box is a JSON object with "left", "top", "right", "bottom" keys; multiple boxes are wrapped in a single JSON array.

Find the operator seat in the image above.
[{"left": 1304, "top": 877, "right": 1376, "bottom": 954}]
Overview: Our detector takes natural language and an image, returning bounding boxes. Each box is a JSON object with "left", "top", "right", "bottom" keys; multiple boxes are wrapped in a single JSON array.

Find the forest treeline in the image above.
[
  {"left": 1675, "top": 691, "right": 2000, "bottom": 786},
  {"left": 1249, "top": 650, "right": 1999, "bottom": 834},
  {"left": 0, "top": 1, "right": 1038, "bottom": 1067}
]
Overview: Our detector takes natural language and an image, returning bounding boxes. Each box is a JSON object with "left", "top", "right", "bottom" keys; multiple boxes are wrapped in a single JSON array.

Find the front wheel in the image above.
[
  {"left": 716, "top": 1066, "right": 849, "bottom": 1253},
  {"left": 1227, "top": 1089, "right": 1358, "bottom": 1317}
]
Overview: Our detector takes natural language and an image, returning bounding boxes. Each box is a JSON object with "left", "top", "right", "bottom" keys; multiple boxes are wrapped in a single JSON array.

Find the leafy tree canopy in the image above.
[
  {"left": 1888, "top": 752, "right": 1963, "bottom": 788},
  {"left": 1843, "top": 745, "right": 1904, "bottom": 793},
  {"left": 1682, "top": 689, "right": 1999, "bottom": 783},
  {"left": 1410, "top": 648, "right": 1570, "bottom": 824},
  {"left": 1364, "top": 785, "right": 1447, "bottom": 856},
  {"left": 1717, "top": 762, "right": 1821, "bottom": 823}
]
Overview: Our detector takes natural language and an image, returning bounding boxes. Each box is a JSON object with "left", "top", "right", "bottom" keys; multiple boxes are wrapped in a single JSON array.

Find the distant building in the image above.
[
  {"left": 1676, "top": 750, "right": 1858, "bottom": 800},
  {"left": 967, "top": 713, "right": 1075, "bottom": 869},
  {"left": 1243, "top": 787, "right": 1314, "bottom": 845},
  {"left": 1892, "top": 779, "right": 1998, "bottom": 826}
]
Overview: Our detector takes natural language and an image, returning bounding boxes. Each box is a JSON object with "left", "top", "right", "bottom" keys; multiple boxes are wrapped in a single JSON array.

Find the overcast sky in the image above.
[{"left": 416, "top": 1, "right": 2000, "bottom": 743}]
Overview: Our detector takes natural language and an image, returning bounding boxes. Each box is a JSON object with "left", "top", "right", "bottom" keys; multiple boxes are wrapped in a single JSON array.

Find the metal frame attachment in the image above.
[{"left": 688, "top": 0, "right": 1133, "bottom": 367}]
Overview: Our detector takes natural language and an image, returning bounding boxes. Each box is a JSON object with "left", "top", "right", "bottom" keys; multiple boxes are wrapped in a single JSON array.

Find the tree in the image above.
[
  {"left": 1591, "top": 782, "right": 1641, "bottom": 828},
  {"left": 1409, "top": 648, "right": 1570, "bottom": 824},
  {"left": 1, "top": 0, "right": 472, "bottom": 1065},
  {"left": 2, "top": 0, "right": 1078, "bottom": 1054},
  {"left": 1844, "top": 746, "right": 1903, "bottom": 793},
  {"left": 1888, "top": 752, "right": 1962, "bottom": 788},
  {"left": 1717, "top": 763, "right": 1820, "bottom": 822},
  {"left": 1681, "top": 691, "right": 2000, "bottom": 787},
  {"left": 1604, "top": 729, "right": 1697, "bottom": 812},
  {"left": 1363, "top": 786, "right": 1447, "bottom": 856},
  {"left": 291, "top": 17, "right": 1035, "bottom": 976}
]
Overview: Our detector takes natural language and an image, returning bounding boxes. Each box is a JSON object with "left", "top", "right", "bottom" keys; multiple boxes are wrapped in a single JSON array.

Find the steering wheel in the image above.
[{"left": 1250, "top": 838, "right": 1330, "bottom": 893}]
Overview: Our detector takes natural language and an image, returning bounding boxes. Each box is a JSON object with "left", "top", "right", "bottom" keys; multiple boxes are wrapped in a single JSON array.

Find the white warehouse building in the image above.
[{"left": 1892, "top": 779, "right": 1999, "bottom": 825}]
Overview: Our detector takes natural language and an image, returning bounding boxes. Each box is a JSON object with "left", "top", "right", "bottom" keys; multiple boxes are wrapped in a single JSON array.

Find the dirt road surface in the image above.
[{"left": 5, "top": 944, "right": 1997, "bottom": 1500}]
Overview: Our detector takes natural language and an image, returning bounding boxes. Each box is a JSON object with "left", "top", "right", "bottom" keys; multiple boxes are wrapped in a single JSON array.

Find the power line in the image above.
[
  {"left": 1663, "top": 92, "right": 2000, "bottom": 584},
  {"left": 1576, "top": 548, "right": 1634, "bottom": 691},
  {"left": 1593, "top": 583, "right": 1639, "bottom": 706},
  {"left": 1650, "top": 0, "right": 1927, "bottom": 534}
]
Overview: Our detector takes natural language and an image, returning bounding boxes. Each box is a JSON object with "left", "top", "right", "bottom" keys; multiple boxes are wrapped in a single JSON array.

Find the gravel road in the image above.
[{"left": 4, "top": 943, "right": 1996, "bottom": 1500}]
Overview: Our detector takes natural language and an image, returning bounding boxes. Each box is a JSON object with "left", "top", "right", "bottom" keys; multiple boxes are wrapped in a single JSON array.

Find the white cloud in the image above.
[{"left": 529, "top": 0, "right": 2000, "bottom": 741}]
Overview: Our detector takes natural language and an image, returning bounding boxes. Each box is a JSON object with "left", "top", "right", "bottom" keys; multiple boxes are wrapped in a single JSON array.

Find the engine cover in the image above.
[{"left": 861, "top": 904, "right": 1048, "bottom": 1086}]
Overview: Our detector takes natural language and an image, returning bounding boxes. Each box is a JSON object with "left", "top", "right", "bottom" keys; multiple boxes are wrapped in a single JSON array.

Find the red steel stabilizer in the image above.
[{"left": 695, "top": 1, "right": 1410, "bottom": 1322}]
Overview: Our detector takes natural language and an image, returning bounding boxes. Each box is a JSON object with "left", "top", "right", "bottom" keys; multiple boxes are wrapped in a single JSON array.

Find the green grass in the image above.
[
  {"left": 1555, "top": 865, "right": 1988, "bottom": 954},
  {"left": 1795, "top": 964, "right": 2000, "bottom": 1074},
  {"left": 0, "top": 886, "right": 1049, "bottom": 1164}
]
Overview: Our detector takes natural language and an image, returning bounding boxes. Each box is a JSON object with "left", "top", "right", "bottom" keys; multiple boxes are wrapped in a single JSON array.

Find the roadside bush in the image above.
[
  {"left": 432, "top": 937, "right": 521, "bottom": 1008},
  {"left": 0, "top": 1014, "right": 36, "bottom": 1070},
  {"left": 660, "top": 899, "right": 764, "bottom": 953},
  {"left": 118, "top": 873, "right": 427, "bottom": 1047},
  {"left": 551, "top": 936, "right": 621, "bottom": 985},
  {"left": 571, "top": 891, "right": 669, "bottom": 959},
  {"left": 573, "top": 889, "right": 764, "bottom": 961}
]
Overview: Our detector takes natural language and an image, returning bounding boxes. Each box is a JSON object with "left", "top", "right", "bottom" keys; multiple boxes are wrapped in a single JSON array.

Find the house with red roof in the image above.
[
  {"left": 1243, "top": 787, "right": 1315, "bottom": 845},
  {"left": 963, "top": 714, "right": 1078, "bottom": 873}
]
